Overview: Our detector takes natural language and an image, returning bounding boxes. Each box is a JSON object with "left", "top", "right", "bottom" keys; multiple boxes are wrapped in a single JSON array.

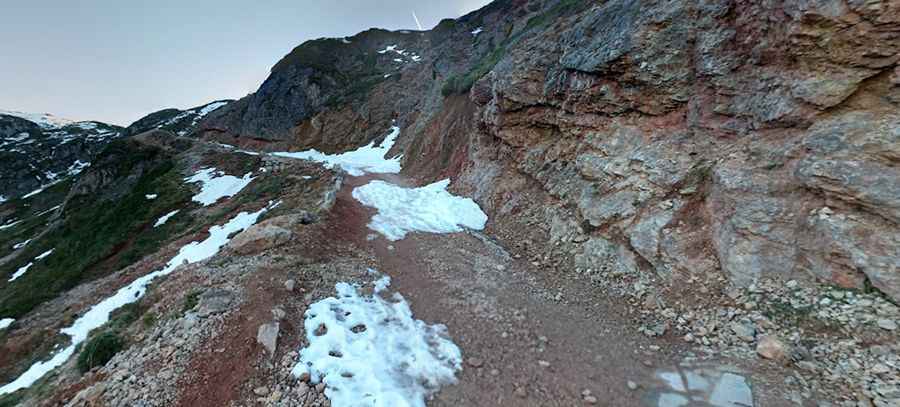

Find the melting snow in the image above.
[
  {"left": 273, "top": 126, "right": 402, "bottom": 176},
  {"left": 67, "top": 160, "right": 90, "bottom": 176},
  {"left": 292, "top": 272, "right": 462, "bottom": 407},
  {"left": 184, "top": 168, "right": 255, "bottom": 206},
  {"left": 35, "top": 249, "right": 54, "bottom": 260},
  {"left": 0, "top": 220, "right": 21, "bottom": 231},
  {"left": 471, "top": 27, "right": 483, "bottom": 36},
  {"left": 8, "top": 249, "right": 54, "bottom": 282},
  {"left": 195, "top": 101, "right": 228, "bottom": 117},
  {"left": 9, "top": 263, "right": 32, "bottom": 282},
  {"left": 145, "top": 194, "right": 158, "bottom": 200},
  {"left": 12, "top": 239, "right": 32, "bottom": 250},
  {"left": 0, "top": 196, "right": 6, "bottom": 203},
  {"left": 0, "top": 203, "right": 275, "bottom": 395},
  {"left": 352, "top": 179, "right": 488, "bottom": 241},
  {"left": 0, "top": 318, "right": 12, "bottom": 330},
  {"left": 21, "top": 187, "right": 44, "bottom": 199},
  {"left": 153, "top": 210, "right": 180, "bottom": 228}
]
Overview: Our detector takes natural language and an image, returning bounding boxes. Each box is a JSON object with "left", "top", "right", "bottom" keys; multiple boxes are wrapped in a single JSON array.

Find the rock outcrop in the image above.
[{"left": 201, "top": 0, "right": 900, "bottom": 301}]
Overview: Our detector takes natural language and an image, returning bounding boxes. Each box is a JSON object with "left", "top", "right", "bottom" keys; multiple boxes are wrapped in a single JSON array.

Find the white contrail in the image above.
[{"left": 412, "top": 11, "right": 423, "bottom": 30}]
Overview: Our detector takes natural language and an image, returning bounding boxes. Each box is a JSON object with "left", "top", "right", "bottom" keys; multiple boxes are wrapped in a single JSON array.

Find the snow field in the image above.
[
  {"left": 184, "top": 168, "right": 255, "bottom": 206},
  {"left": 292, "top": 272, "right": 462, "bottom": 407},
  {"left": 274, "top": 126, "right": 401, "bottom": 176},
  {"left": 352, "top": 179, "right": 488, "bottom": 241}
]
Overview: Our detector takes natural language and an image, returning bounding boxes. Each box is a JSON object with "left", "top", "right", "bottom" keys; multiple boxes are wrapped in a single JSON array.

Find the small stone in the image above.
[
  {"left": 730, "top": 320, "right": 756, "bottom": 342},
  {"left": 538, "top": 360, "right": 551, "bottom": 368},
  {"left": 584, "top": 395, "right": 598, "bottom": 404},
  {"left": 296, "top": 382, "right": 309, "bottom": 396},
  {"left": 297, "top": 372, "right": 311, "bottom": 383},
  {"left": 490, "top": 369, "right": 500, "bottom": 376},
  {"left": 285, "top": 279, "right": 296, "bottom": 292},
  {"left": 253, "top": 386, "right": 269, "bottom": 396},
  {"left": 468, "top": 358, "right": 484, "bottom": 368},
  {"left": 627, "top": 381, "right": 638, "bottom": 390},
  {"left": 257, "top": 323, "right": 280, "bottom": 358},
  {"left": 757, "top": 336, "right": 789, "bottom": 361},
  {"left": 876, "top": 319, "right": 897, "bottom": 331},
  {"left": 514, "top": 387, "right": 527, "bottom": 398}
]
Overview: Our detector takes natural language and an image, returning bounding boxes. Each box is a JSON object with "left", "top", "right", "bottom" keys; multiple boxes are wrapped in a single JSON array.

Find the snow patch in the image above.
[
  {"left": 22, "top": 187, "right": 45, "bottom": 199},
  {"left": 0, "top": 196, "right": 6, "bottom": 203},
  {"left": 12, "top": 239, "right": 32, "bottom": 250},
  {"left": 8, "top": 249, "right": 54, "bottom": 282},
  {"left": 9, "top": 263, "right": 32, "bottom": 282},
  {"left": 0, "top": 203, "right": 275, "bottom": 395},
  {"left": 292, "top": 272, "right": 462, "bottom": 407},
  {"left": 35, "top": 249, "right": 54, "bottom": 261},
  {"left": 0, "top": 220, "right": 21, "bottom": 231},
  {"left": 273, "top": 126, "right": 401, "bottom": 177},
  {"left": 471, "top": 27, "right": 483, "bottom": 36},
  {"left": 153, "top": 210, "right": 180, "bottom": 228},
  {"left": 352, "top": 179, "right": 488, "bottom": 241},
  {"left": 0, "top": 318, "right": 12, "bottom": 330},
  {"left": 145, "top": 194, "right": 158, "bottom": 200},
  {"left": 184, "top": 168, "right": 255, "bottom": 206}
]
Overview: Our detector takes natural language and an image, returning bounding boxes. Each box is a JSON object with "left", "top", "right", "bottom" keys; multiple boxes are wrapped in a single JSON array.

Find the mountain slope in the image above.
[
  {"left": 0, "top": 114, "right": 123, "bottom": 201},
  {"left": 123, "top": 100, "right": 232, "bottom": 138},
  {"left": 0, "top": 0, "right": 898, "bottom": 406}
]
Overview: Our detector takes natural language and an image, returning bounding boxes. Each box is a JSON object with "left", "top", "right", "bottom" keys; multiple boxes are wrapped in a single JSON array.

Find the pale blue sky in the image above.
[{"left": 0, "top": 1, "right": 491, "bottom": 126}]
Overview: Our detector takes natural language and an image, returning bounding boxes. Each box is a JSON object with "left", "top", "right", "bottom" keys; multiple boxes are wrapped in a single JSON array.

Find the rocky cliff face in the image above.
[
  {"left": 202, "top": 0, "right": 900, "bottom": 302},
  {"left": 0, "top": 114, "right": 123, "bottom": 201}
]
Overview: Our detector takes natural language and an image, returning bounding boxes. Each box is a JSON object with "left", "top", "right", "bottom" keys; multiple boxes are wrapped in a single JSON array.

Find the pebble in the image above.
[
  {"left": 876, "top": 319, "right": 897, "bottom": 331},
  {"left": 296, "top": 382, "right": 309, "bottom": 396},
  {"left": 316, "top": 383, "right": 326, "bottom": 393},
  {"left": 584, "top": 395, "right": 598, "bottom": 404},
  {"left": 253, "top": 386, "right": 269, "bottom": 396},
  {"left": 468, "top": 358, "right": 484, "bottom": 368},
  {"left": 627, "top": 381, "right": 638, "bottom": 390},
  {"left": 284, "top": 279, "right": 296, "bottom": 292},
  {"left": 538, "top": 360, "right": 551, "bottom": 368},
  {"left": 514, "top": 387, "right": 527, "bottom": 398}
]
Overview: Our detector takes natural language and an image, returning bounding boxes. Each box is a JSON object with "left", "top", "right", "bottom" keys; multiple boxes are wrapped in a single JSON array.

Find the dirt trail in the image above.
[{"left": 333, "top": 175, "right": 680, "bottom": 406}]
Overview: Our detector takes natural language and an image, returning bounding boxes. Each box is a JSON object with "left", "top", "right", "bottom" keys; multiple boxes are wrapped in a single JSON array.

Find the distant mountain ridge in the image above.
[{"left": 0, "top": 100, "right": 232, "bottom": 201}]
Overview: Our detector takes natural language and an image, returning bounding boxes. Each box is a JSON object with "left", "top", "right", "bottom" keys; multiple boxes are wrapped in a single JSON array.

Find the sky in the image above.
[{"left": 0, "top": 1, "right": 492, "bottom": 126}]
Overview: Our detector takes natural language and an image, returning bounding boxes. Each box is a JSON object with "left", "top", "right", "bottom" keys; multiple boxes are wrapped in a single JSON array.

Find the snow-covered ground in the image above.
[
  {"left": 0, "top": 110, "right": 74, "bottom": 129},
  {"left": 0, "top": 203, "right": 277, "bottom": 395},
  {"left": 0, "top": 220, "right": 21, "bottom": 231},
  {"left": 273, "top": 126, "right": 401, "bottom": 176},
  {"left": 0, "top": 318, "right": 13, "bottom": 330},
  {"left": 12, "top": 239, "right": 32, "bottom": 250},
  {"left": 292, "top": 271, "right": 462, "bottom": 407},
  {"left": 145, "top": 194, "right": 158, "bottom": 200},
  {"left": 471, "top": 27, "right": 483, "bottom": 36},
  {"left": 8, "top": 249, "right": 54, "bottom": 282},
  {"left": 153, "top": 210, "right": 180, "bottom": 228},
  {"left": 352, "top": 179, "right": 488, "bottom": 241},
  {"left": 184, "top": 168, "right": 255, "bottom": 206}
]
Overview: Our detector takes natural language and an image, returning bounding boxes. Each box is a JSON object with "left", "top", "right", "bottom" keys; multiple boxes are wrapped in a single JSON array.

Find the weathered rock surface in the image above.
[{"left": 205, "top": 0, "right": 900, "bottom": 300}]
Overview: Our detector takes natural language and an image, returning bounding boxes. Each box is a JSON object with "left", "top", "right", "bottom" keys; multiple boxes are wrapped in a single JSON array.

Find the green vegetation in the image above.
[
  {"left": 181, "top": 290, "right": 201, "bottom": 314},
  {"left": 76, "top": 331, "right": 124, "bottom": 372},
  {"left": 442, "top": 0, "right": 588, "bottom": 96},
  {"left": 0, "top": 139, "right": 194, "bottom": 318}
]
